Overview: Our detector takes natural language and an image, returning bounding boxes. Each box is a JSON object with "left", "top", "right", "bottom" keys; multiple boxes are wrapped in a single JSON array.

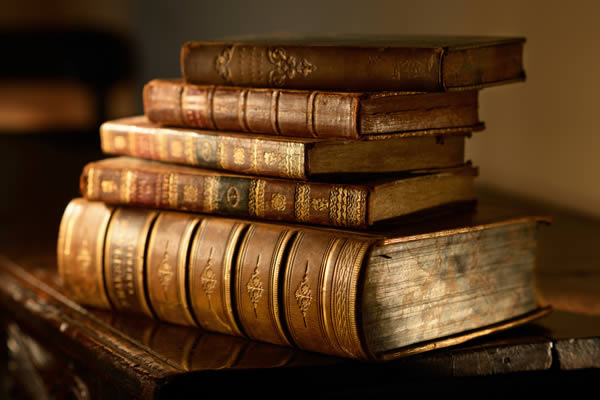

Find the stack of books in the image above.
[{"left": 57, "top": 36, "right": 550, "bottom": 361}]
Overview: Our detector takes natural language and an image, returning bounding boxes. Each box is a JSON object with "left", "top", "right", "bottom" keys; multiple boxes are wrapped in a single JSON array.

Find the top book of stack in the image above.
[{"left": 181, "top": 35, "right": 525, "bottom": 92}]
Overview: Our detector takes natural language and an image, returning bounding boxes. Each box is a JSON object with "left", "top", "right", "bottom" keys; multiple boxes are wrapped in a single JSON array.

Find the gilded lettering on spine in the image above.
[
  {"left": 248, "top": 179, "right": 265, "bottom": 217},
  {"left": 294, "top": 184, "right": 311, "bottom": 222},
  {"left": 328, "top": 187, "right": 367, "bottom": 227},
  {"left": 168, "top": 173, "right": 179, "bottom": 208},
  {"left": 120, "top": 170, "right": 137, "bottom": 204},
  {"left": 185, "top": 135, "right": 196, "bottom": 164}
]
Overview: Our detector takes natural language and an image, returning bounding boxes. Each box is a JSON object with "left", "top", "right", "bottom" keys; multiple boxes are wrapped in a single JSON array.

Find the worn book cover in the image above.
[
  {"left": 143, "top": 79, "right": 482, "bottom": 139},
  {"left": 181, "top": 35, "right": 525, "bottom": 91},
  {"left": 57, "top": 198, "right": 550, "bottom": 360},
  {"left": 100, "top": 116, "right": 470, "bottom": 179},
  {"left": 80, "top": 157, "right": 477, "bottom": 228}
]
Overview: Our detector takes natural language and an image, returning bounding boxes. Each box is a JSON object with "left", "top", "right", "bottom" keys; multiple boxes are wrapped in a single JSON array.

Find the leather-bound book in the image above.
[
  {"left": 143, "top": 79, "right": 481, "bottom": 139},
  {"left": 80, "top": 157, "right": 477, "bottom": 228},
  {"left": 181, "top": 35, "right": 525, "bottom": 92},
  {"left": 57, "top": 198, "right": 550, "bottom": 360},
  {"left": 100, "top": 116, "right": 471, "bottom": 180}
]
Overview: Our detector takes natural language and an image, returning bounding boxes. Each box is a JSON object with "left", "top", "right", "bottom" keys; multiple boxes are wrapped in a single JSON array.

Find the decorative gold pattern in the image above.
[
  {"left": 121, "top": 171, "right": 136, "bottom": 204},
  {"left": 157, "top": 242, "right": 174, "bottom": 295},
  {"left": 248, "top": 179, "right": 265, "bottom": 217},
  {"left": 199, "top": 248, "right": 217, "bottom": 310},
  {"left": 294, "top": 262, "right": 312, "bottom": 328},
  {"left": 215, "top": 46, "right": 234, "bottom": 83},
  {"left": 183, "top": 185, "right": 199, "bottom": 203},
  {"left": 311, "top": 198, "right": 329, "bottom": 212},
  {"left": 233, "top": 147, "right": 245, "bottom": 165},
  {"left": 185, "top": 136, "right": 196, "bottom": 165},
  {"left": 281, "top": 143, "right": 304, "bottom": 179},
  {"left": 203, "top": 177, "right": 218, "bottom": 212},
  {"left": 331, "top": 240, "right": 369, "bottom": 358},
  {"left": 263, "top": 152, "right": 277, "bottom": 166},
  {"left": 294, "top": 184, "right": 311, "bottom": 222},
  {"left": 170, "top": 140, "right": 183, "bottom": 159},
  {"left": 168, "top": 173, "right": 179, "bottom": 208},
  {"left": 267, "top": 48, "right": 316, "bottom": 87},
  {"left": 270, "top": 193, "right": 286, "bottom": 212},
  {"left": 226, "top": 186, "right": 240, "bottom": 208},
  {"left": 247, "top": 255, "right": 264, "bottom": 318},
  {"left": 101, "top": 180, "right": 116, "bottom": 193},
  {"left": 328, "top": 187, "right": 367, "bottom": 227}
]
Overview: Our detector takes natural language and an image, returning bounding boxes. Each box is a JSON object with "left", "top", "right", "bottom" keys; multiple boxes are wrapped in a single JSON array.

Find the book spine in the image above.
[
  {"left": 58, "top": 199, "right": 375, "bottom": 359},
  {"left": 100, "top": 120, "right": 308, "bottom": 179},
  {"left": 181, "top": 42, "right": 444, "bottom": 91},
  {"left": 144, "top": 80, "right": 361, "bottom": 139},
  {"left": 81, "top": 162, "right": 370, "bottom": 228}
]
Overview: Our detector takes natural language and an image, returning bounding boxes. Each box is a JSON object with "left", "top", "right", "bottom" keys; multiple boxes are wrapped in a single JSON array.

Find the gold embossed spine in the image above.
[
  {"left": 104, "top": 208, "right": 158, "bottom": 317},
  {"left": 188, "top": 218, "right": 246, "bottom": 336},
  {"left": 57, "top": 199, "right": 114, "bottom": 309},
  {"left": 146, "top": 212, "right": 201, "bottom": 326},
  {"left": 235, "top": 224, "right": 295, "bottom": 346}
]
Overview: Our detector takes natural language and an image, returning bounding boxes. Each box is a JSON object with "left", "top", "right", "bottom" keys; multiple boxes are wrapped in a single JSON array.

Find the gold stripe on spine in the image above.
[
  {"left": 248, "top": 179, "right": 265, "bottom": 218},
  {"left": 184, "top": 135, "right": 196, "bottom": 165},
  {"left": 329, "top": 239, "right": 370, "bottom": 359},
  {"left": 123, "top": 170, "right": 137, "bottom": 204},
  {"left": 328, "top": 187, "right": 367, "bottom": 227},
  {"left": 206, "top": 85, "right": 217, "bottom": 130},
  {"left": 202, "top": 176, "right": 218, "bottom": 213},
  {"left": 86, "top": 168, "right": 95, "bottom": 198},
  {"left": 270, "top": 90, "right": 281, "bottom": 134},
  {"left": 306, "top": 91, "right": 318, "bottom": 137},
  {"left": 128, "top": 130, "right": 136, "bottom": 156},
  {"left": 294, "top": 184, "right": 311, "bottom": 222},
  {"left": 320, "top": 238, "right": 345, "bottom": 356},
  {"left": 157, "top": 130, "right": 167, "bottom": 161},
  {"left": 168, "top": 173, "right": 179, "bottom": 208},
  {"left": 281, "top": 143, "right": 305, "bottom": 179},
  {"left": 238, "top": 89, "right": 250, "bottom": 131}
]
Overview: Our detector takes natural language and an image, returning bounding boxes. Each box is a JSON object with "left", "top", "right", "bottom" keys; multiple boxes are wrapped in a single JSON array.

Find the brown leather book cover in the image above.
[
  {"left": 80, "top": 157, "right": 477, "bottom": 228},
  {"left": 181, "top": 35, "right": 525, "bottom": 91},
  {"left": 57, "top": 198, "right": 550, "bottom": 361},
  {"left": 143, "top": 79, "right": 481, "bottom": 139},
  {"left": 100, "top": 116, "right": 471, "bottom": 180}
]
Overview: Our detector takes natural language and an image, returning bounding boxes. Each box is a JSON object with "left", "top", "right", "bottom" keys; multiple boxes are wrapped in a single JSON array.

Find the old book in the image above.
[
  {"left": 100, "top": 116, "right": 469, "bottom": 179},
  {"left": 57, "top": 198, "right": 550, "bottom": 361},
  {"left": 143, "top": 79, "right": 482, "bottom": 139},
  {"left": 80, "top": 156, "right": 477, "bottom": 228},
  {"left": 181, "top": 35, "right": 525, "bottom": 92}
]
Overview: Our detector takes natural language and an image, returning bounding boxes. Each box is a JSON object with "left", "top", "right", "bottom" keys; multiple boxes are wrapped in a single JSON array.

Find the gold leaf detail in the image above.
[
  {"left": 328, "top": 187, "right": 367, "bottom": 227},
  {"left": 311, "top": 198, "right": 329, "bottom": 212},
  {"left": 170, "top": 140, "right": 183, "bottom": 158},
  {"left": 246, "top": 255, "right": 264, "bottom": 318},
  {"left": 203, "top": 177, "right": 218, "bottom": 212},
  {"left": 233, "top": 147, "right": 245, "bottom": 165},
  {"left": 157, "top": 243, "right": 173, "bottom": 295},
  {"left": 74, "top": 239, "right": 95, "bottom": 298},
  {"left": 294, "top": 184, "right": 310, "bottom": 222},
  {"left": 200, "top": 248, "right": 217, "bottom": 310},
  {"left": 226, "top": 186, "right": 240, "bottom": 208},
  {"left": 263, "top": 152, "right": 277, "bottom": 166},
  {"left": 183, "top": 185, "right": 198, "bottom": 203},
  {"left": 295, "top": 262, "right": 312, "bottom": 328},
  {"left": 249, "top": 180, "right": 265, "bottom": 217},
  {"left": 270, "top": 193, "right": 286, "bottom": 212},
  {"left": 101, "top": 180, "right": 116, "bottom": 193},
  {"left": 215, "top": 46, "right": 234, "bottom": 83},
  {"left": 267, "top": 48, "right": 316, "bottom": 87}
]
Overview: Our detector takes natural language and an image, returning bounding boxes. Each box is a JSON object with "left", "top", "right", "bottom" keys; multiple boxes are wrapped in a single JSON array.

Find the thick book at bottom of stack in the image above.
[{"left": 57, "top": 198, "right": 550, "bottom": 361}]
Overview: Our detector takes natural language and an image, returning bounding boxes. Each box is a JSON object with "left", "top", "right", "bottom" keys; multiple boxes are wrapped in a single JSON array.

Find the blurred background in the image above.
[{"left": 2, "top": 0, "right": 599, "bottom": 240}]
